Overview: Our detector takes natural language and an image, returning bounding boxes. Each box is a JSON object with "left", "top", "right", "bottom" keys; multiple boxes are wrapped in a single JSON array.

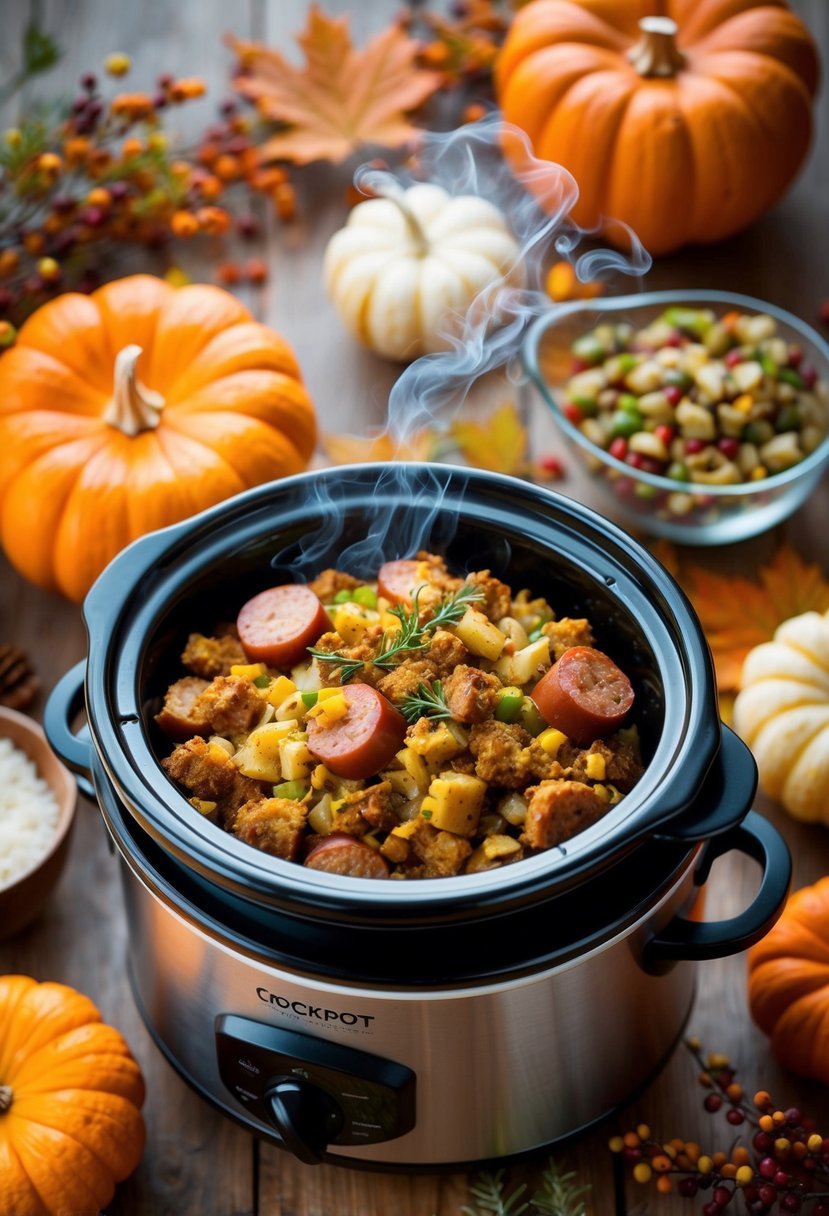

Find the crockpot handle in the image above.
[
  {"left": 642, "top": 811, "right": 791, "bottom": 975},
  {"left": 44, "top": 660, "right": 96, "bottom": 800},
  {"left": 653, "top": 725, "right": 758, "bottom": 843}
]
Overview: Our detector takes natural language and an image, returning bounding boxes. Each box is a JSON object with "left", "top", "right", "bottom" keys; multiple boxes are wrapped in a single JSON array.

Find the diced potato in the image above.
[
  {"left": 453, "top": 608, "right": 507, "bottom": 661},
  {"left": 307, "top": 793, "right": 334, "bottom": 836},
  {"left": 760, "top": 431, "right": 804, "bottom": 472},
  {"left": 731, "top": 360, "right": 764, "bottom": 394},
  {"left": 278, "top": 738, "right": 314, "bottom": 782},
  {"left": 420, "top": 771, "right": 487, "bottom": 837},
  {"left": 676, "top": 400, "right": 717, "bottom": 440},
  {"left": 406, "top": 720, "right": 468, "bottom": 767},
  {"left": 233, "top": 720, "right": 298, "bottom": 782},
  {"left": 291, "top": 659, "right": 323, "bottom": 692},
  {"left": 265, "top": 675, "right": 297, "bottom": 708},
  {"left": 396, "top": 746, "right": 431, "bottom": 793},
  {"left": 333, "top": 605, "right": 379, "bottom": 645},
  {"left": 693, "top": 362, "right": 725, "bottom": 403},
  {"left": 497, "top": 791, "right": 528, "bottom": 826},
  {"left": 466, "top": 834, "right": 522, "bottom": 873},
  {"left": 230, "top": 662, "right": 269, "bottom": 681},
  {"left": 383, "top": 769, "right": 421, "bottom": 799},
  {"left": 624, "top": 359, "right": 663, "bottom": 395},
  {"left": 494, "top": 636, "right": 551, "bottom": 687}
]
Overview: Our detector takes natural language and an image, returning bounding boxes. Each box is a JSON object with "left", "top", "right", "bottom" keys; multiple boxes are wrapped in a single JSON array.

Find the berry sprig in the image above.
[{"left": 610, "top": 1039, "right": 829, "bottom": 1214}]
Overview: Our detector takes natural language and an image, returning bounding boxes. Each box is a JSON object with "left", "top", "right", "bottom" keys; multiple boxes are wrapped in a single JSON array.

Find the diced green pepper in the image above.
[
  {"left": 618, "top": 393, "right": 641, "bottom": 412},
  {"left": 662, "top": 307, "right": 714, "bottom": 338},
  {"left": 667, "top": 461, "right": 690, "bottom": 482},
  {"left": 352, "top": 585, "right": 378, "bottom": 609},
  {"left": 272, "top": 780, "right": 309, "bottom": 801},
  {"left": 634, "top": 483, "right": 659, "bottom": 500},
  {"left": 569, "top": 394, "right": 598, "bottom": 415},
  {"left": 519, "top": 697, "right": 548, "bottom": 737},
  {"left": 301, "top": 690, "right": 319, "bottom": 707},
  {"left": 253, "top": 674, "right": 272, "bottom": 688},
  {"left": 610, "top": 408, "right": 643, "bottom": 438},
  {"left": 759, "top": 352, "right": 779, "bottom": 377},
  {"left": 663, "top": 369, "right": 693, "bottom": 390},
  {"left": 775, "top": 405, "right": 801, "bottom": 433},
  {"left": 778, "top": 368, "right": 804, "bottom": 389},
  {"left": 494, "top": 687, "right": 523, "bottom": 723},
  {"left": 527, "top": 626, "right": 545, "bottom": 642},
  {"left": 333, "top": 588, "right": 354, "bottom": 603}
]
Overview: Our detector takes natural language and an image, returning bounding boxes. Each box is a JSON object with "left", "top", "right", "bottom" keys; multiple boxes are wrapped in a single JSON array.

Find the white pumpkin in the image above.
[
  {"left": 733, "top": 610, "right": 829, "bottom": 823},
  {"left": 324, "top": 182, "right": 524, "bottom": 362}
]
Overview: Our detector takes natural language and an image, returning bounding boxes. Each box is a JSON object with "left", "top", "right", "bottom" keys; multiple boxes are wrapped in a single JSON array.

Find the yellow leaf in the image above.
[
  {"left": 226, "top": 8, "right": 442, "bottom": 166},
  {"left": 449, "top": 401, "right": 528, "bottom": 476},
  {"left": 677, "top": 543, "right": 829, "bottom": 693}
]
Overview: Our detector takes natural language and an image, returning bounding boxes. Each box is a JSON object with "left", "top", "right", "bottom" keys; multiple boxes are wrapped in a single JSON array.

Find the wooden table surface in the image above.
[{"left": 2, "top": 2, "right": 829, "bottom": 1213}]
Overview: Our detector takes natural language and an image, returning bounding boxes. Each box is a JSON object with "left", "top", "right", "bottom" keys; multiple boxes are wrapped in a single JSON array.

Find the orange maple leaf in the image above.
[
  {"left": 669, "top": 543, "right": 829, "bottom": 693},
  {"left": 227, "top": 8, "right": 443, "bottom": 165},
  {"left": 449, "top": 401, "right": 528, "bottom": 476},
  {"left": 321, "top": 429, "right": 435, "bottom": 466}
]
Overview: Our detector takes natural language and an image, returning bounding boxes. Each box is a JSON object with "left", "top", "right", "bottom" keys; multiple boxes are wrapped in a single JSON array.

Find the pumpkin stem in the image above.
[
  {"left": 628, "top": 16, "right": 686, "bottom": 78},
  {"left": 374, "top": 183, "right": 429, "bottom": 256},
  {"left": 102, "top": 344, "right": 165, "bottom": 437},
  {"left": 0, "top": 1084, "right": 12, "bottom": 1114}
]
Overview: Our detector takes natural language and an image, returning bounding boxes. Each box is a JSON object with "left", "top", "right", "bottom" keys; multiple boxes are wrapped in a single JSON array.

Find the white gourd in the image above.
[
  {"left": 733, "top": 610, "right": 829, "bottom": 822},
  {"left": 324, "top": 182, "right": 524, "bottom": 361}
]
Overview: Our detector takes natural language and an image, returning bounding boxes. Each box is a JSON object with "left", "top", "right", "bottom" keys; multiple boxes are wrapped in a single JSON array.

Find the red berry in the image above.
[
  {"left": 754, "top": 1134, "right": 775, "bottom": 1153},
  {"left": 726, "top": 1108, "right": 745, "bottom": 1125},
  {"left": 625, "top": 452, "right": 645, "bottom": 470},
  {"left": 725, "top": 349, "right": 745, "bottom": 367},
  {"left": 640, "top": 456, "right": 665, "bottom": 475},
  {"left": 703, "top": 1204, "right": 720, "bottom": 1216},
  {"left": 685, "top": 438, "right": 707, "bottom": 454},
  {"left": 539, "top": 454, "right": 564, "bottom": 477},
  {"left": 785, "top": 1108, "right": 802, "bottom": 1125},
  {"left": 781, "top": 1194, "right": 802, "bottom": 1212},
  {"left": 800, "top": 362, "right": 817, "bottom": 389},
  {"left": 713, "top": 1184, "right": 733, "bottom": 1205},
  {"left": 758, "top": 1184, "right": 777, "bottom": 1205},
  {"left": 81, "top": 71, "right": 97, "bottom": 91},
  {"left": 562, "top": 402, "right": 583, "bottom": 425},
  {"left": 609, "top": 437, "right": 628, "bottom": 460},
  {"left": 705, "top": 1093, "right": 723, "bottom": 1112},
  {"left": 655, "top": 423, "right": 675, "bottom": 446},
  {"left": 774, "top": 1171, "right": 790, "bottom": 1187},
  {"left": 664, "top": 330, "right": 683, "bottom": 347},
  {"left": 570, "top": 357, "right": 588, "bottom": 374},
  {"left": 788, "top": 344, "right": 804, "bottom": 366},
  {"left": 678, "top": 1177, "right": 699, "bottom": 1197},
  {"left": 759, "top": 1158, "right": 777, "bottom": 1179},
  {"left": 663, "top": 385, "right": 683, "bottom": 406},
  {"left": 818, "top": 301, "right": 829, "bottom": 326}
]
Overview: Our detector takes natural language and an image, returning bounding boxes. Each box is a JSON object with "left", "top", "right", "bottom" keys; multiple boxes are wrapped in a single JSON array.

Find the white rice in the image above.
[{"left": 0, "top": 735, "right": 61, "bottom": 889}]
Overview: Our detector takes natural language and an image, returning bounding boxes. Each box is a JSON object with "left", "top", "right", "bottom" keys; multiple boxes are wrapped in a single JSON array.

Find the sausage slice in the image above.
[
  {"left": 306, "top": 683, "right": 406, "bottom": 779},
  {"left": 304, "top": 833, "right": 390, "bottom": 879},
  {"left": 377, "top": 559, "right": 428, "bottom": 606},
  {"left": 530, "top": 646, "right": 634, "bottom": 745},
  {"left": 237, "top": 585, "right": 331, "bottom": 668}
]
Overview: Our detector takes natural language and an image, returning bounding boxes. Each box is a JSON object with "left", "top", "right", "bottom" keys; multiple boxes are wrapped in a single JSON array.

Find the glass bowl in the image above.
[{"left": 523, "top": 289, "right": 829, "bottom": 545}]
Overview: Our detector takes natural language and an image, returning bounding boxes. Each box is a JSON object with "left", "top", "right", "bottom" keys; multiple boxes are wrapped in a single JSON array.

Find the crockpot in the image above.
[{"left": 46, "top": 463, "right": 791, "bottom": 1169}]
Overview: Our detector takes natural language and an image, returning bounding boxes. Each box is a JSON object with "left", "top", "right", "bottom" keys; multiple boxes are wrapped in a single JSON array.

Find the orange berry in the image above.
[
  {"left": 707, "top": 1054, "right": 729, "bottom": 1070},
  {"left": 732, "top": 1147, "right": 751, "bottom": 1167},
  {"left": 121, "top": 137, "right": 143, "bottom": 160},
  {"left": 632, "top": 1163, "right": 652, "bottom": 1184},
  {"left": 170, "top": 161, "right": 192, "bottom": 184},
  {"left": 63, "top": 136, "right": 91, "bottom": 166},
  {"left": 0, "top": 249, "right": 19, "bottom": 278},
  {"left": 623, "top": 1132, "right": 641, "bottom": 1149},
  {"left": 110, "top": 92, "right": 155, "bottom": 121},
  {"left": 253, "top": 166, "right": 288, "bottom": 192},
  {"left": 662, "top": 1144, "right": 677, "bottom": 1159},
  {"left": 773, "top": 1111, "right": 787, "bottom": 1127},
  {"left": 170, "top": 210, "right": 199, "bottom": 238},
  {"left": 651, "top": 1155, "right": 672, "bottom": 1173},
  {"left": 36, "top": 256, "right": 61, "bottom": 281},
  {"left": 0, "top": 321, "right": 17, "bottom": 347},
  {"left": 105, "top": 52, "right": 132, "bottom": 76},
  {"left": 712, "top": 1152, "right": 728, "bottom": 1169},
  {"left": 656, "top": 1177, "right": 672, "bottom": 1195},
  {"left": 272, "top": 181, "right": 296, "bottom": 221},
  {"left": 721, "top": 1163, "right": 737, "bottom": 1180},
  {"left": 199, "top": 174, "right": 223, "bottom": 200},
  {"left": 196, "top": 206, "right": 231, "bottom": 236},
  {"left": 87, "top": 186, "right": 111, "bottom": 209},
  {"left": 22, "top": 231, "right": 45, "bottom": 255},
  {"left": 213, "top": 154, "right": 241, "bottom": 181},
  {"left": 244, "top": 257, "right": 267, "bottom": 284},
  {"left": 420, "top": 41, "right": 452, "bottom": 68},
  {"left": 754, "top": 1091, "right": 773, "bottom": 1110},
  {"left": 86, "top": 149, "right": 113, "bottom": 178},
  {"left": 147, "top": 132, "right": 168, "bottom": 152},
  {"left": 462, "top": 102, "right": 488, "bottom": 124},
  {"left": 726, "top": 1083, "right": 743, "bottom": 1102},
  {"left": 43, "top": 214, "right": 64, "bottom": 235},
  {"left": 217, "top": 262, "right": 241, "bottom": 286},
  {"left": 759, "top": 1115, "right": 775, "bottom": 1132},
  {"left": 239, "top": 147, "right": 259, "bottom": 176},
  {"left": 684, "top": 1143, "right": 701, "bottom": 1165},
  {"left": 169, "top": 77, "right": 206, "bottom": 102},
  {"left": 792, "top": 1141, "right": 807, "bottom": 1161},
  {"left": 37, "top": 152, "right": 63, "bottom": 174},
  {"left": 636, "top": 1124, "right": 651, "bottom": 1141}
]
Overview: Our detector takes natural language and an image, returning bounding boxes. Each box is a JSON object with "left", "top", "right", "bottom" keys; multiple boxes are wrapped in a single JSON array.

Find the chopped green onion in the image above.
[
  {"left": 301, "top": 690, "right": 319, "bottom": 707},
  {"left": 779, "top": 368, "right": 804, "bottom": 389},
  {"left": 352, "top": 585, "right": 378, "bottom": 609},
  {"left": 253, "top": 674, "right": 271, "bottom": 688},
  {"left": 662, "top": 306, "right": 713, "bottom": 338},
  {"left": 333, "top": 588, "right": 354, "bottom": 603},
  {"left": 273, "top": 780, "right": 309, "bottom": 801}
]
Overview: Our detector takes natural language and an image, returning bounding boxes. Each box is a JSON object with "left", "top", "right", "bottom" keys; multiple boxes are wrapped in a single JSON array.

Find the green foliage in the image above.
[{"left": 461, "top": 1160, "right": 591, "bottom": 1216}]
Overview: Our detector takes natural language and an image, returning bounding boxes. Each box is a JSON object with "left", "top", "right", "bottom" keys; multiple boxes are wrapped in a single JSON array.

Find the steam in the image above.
[
  {"left": 367, "top": 114, "right": 652, "bottom": 440},
  {"left": 277, "top": 116, "right": 653, "bottom": 577}
]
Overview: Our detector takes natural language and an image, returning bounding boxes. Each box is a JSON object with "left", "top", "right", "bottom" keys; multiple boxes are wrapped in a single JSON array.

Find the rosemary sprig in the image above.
[
  {"left": 462, "top": 1171, "right": 529, "bottom": 1216},
  {"left": 400, "top": 680, "right": 452, "bottom": 725},
  {"left": 308, "top": 582, "right": 484, "bottom": 683},
  {"left": 530, "top": 1161, "right": 590, "bottom": 1216},
  {"left": 461, "top": 1159, "right": 591, "bottom": 1216}
]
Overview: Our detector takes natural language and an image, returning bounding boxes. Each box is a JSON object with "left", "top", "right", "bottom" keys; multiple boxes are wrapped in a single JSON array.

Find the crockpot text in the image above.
[{"left": 256, "top": 987, "right": 374, "bottom": 1028}]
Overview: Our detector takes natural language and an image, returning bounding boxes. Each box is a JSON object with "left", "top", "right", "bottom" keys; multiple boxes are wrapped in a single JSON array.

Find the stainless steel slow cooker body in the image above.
[{"left": 46, "top": 463, "right": 791, "bottom": 1168}]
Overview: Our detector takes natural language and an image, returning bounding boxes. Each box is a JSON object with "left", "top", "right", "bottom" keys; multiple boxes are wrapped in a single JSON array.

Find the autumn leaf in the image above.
[
  {"left": 664, "top": 543, "right": 829, "bottom": 693},
  {"left": 450, "top": 401, "right": 528, "bottom": 476},
  {"left": 227, "top": 7, "right": 443, "bottom": 166},
  {"left": 322, "top": 428, "right": 436, "bottom": 466}
]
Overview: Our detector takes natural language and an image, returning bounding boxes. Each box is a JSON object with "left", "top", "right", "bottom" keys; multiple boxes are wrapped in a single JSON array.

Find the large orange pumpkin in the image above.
[
  {"left": 0, "top": 275, "right": 317, "bottom": 602},
  {"left": 747, "top": 877, "right": 829, "bottom": 1085},
  {"left": 495, "top": 0, "right": 820, "bottom": 255},
  {"left": 0, "top": 975, "right": 146, "bottom": 1216}
]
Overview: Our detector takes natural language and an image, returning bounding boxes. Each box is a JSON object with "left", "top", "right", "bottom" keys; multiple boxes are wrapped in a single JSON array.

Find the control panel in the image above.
[{"left": 215, "top": 1014, "right": 416, "bottom": 1163}]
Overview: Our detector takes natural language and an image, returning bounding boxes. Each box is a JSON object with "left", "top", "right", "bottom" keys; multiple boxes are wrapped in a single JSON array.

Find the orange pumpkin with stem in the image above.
[
  {"left": 0, "top": 975, "right": 146, "bottom": 1216},
  {"left": 0, "top": 275, "right": 317, "bottom": 602},
  {"left": 495, "top": 0, "right": 820, "bottom": 255}
]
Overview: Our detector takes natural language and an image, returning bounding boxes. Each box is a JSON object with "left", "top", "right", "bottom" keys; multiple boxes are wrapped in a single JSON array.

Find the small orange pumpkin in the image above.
[
  {"left": 747, "top": 877, "right": 829, "bottom": 1084},
  {"left": 0, "top": 275, "right": 317, "bottom": 602},
  {"left": 495, "top": 0, "right": 820, "bottom": 255},
  {"left": 0, "top": 975, "right": 146, "bottom": 1216}
]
